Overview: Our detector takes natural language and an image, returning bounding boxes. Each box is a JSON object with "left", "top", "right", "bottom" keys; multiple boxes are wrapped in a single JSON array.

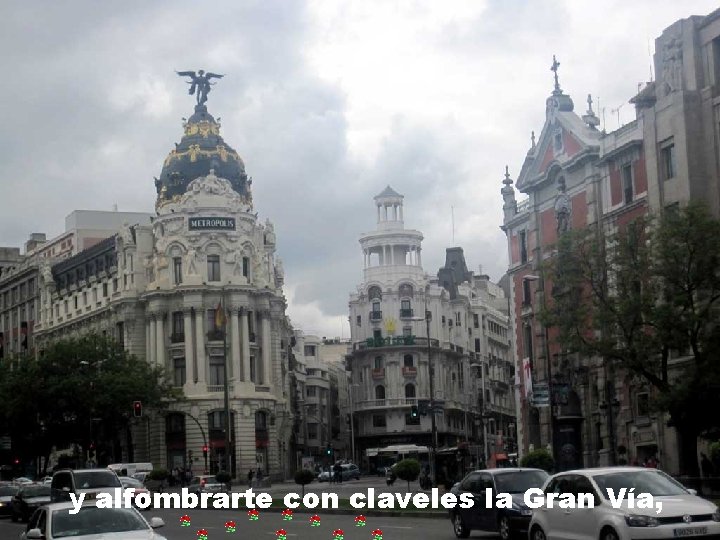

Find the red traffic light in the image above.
[
  {"left": 13, "top": 459, "right": 19, "bottom": 465},
  {"left": 133, "top": 401, "right": 142, "bottom": 417},
  {"left": 202, "top": 445, "right": 208, "bottom": 453}
]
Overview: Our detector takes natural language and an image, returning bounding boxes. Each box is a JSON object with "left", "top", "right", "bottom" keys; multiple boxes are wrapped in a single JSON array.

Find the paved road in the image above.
[{"left": 0, "top": 509, "right": 498, "bottom": 540}]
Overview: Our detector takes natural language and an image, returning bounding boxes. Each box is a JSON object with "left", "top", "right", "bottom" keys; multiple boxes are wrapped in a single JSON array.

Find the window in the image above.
[
  {"left": 307, "top": 424, "right": 318, "bottom": 439},
  {"left": 519, "top": 230, "right": 528, "bottom": 263},
  {"left": 475, "top": 338, "right": 481, "bottom": 353},
  {"left": 622, "top": 163, "right": 633, "bottom": 204},
  {"left": 102, "top": 283, "right": 108, "bottom": 297},
  {"left": 173, "top": 357, "right": 186, "bottom": 387},
  {"left": 404, "top": 384, "right": 416, "bottom": 398},
  {"left": 473, "top": 314, "right": 479, "bottom": 328},
  {"left": 403, "top": 354, "right": 414, "bottom": 367},
  {"left": 636, "top": 393, "right": 650, "bottom": 417},
  {"left": 207, "top": 255, "right": 221, "bottom": 282},
  {"left": 306, "top": 387, "right": 317, "bottom": 397},
  {"left": 372, "top": 301, "right": 381, "bottom": 313},
  {"left": 375, "top": 386, "right": 385, "bottom": 400},
  {"left": 356, "top": 315, "right": 361, "bottom": 326},
  {"left": 208, "top": 355, "right": 225, "bottom": 386},
  {"left": 374, "top": 356, "right": 384, "bottom": 369},
  {"left": 83, "top": 292, "right": 87, "bottom": 305},
  {"left": 173, "top": 257, "right": 182, "bottom": 284},
  {"left": 661, "top": 141, "right": 676, "bottom": 180},
  {"left": 172, "top": 311, "right": 184, "bottom": 337},
  {"left": 372, "top": 414, "right": 386, "bottom": 428},
  {"left": 523, "top": 323, "right": 533, "bottom": 361},
  {"left": 304, "top": 345, "right": 316, "bottom": 356},
  {"left": 400, "top": 299, "right": 412, "bottom": 317},
  {"left": 368, "top": 286, "right": 382, "bottom": 300},
  {"left": 116, "top": 322, "right": 124, "bottom": 349},
  {"left": 113, "top": 278, "right": 118, "bottom": 292},
  {"left": 523, "top": 278, "right": 532, "bottom": 305},
  {"left": 455, "top": 312, "right": 461, "bottom": 326},
  {"left": 74, "top": 296, "right": 78, "bottom": 310},
  {"left": 242, "top": 257, "right": 249, "bottom": 278},
  {"left": 250, "top": 355, "right": 257, "bottom": 383}
]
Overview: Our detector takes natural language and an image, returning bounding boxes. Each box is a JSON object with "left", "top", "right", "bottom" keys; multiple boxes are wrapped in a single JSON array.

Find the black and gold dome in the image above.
[{"left": 155, "top": 104, "right": 250, "bottom": 206}]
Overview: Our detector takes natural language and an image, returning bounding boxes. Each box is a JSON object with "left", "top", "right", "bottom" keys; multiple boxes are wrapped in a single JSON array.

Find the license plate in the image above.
[{"left": 673, "top": 527, "right": 708, "bottom": 537}]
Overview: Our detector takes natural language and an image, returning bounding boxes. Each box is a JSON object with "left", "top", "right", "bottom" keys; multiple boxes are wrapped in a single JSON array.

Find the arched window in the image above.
[
  {"left": 368, "top": 286, "right": 382, "bottom": 300},
  {"left": 405, "top": 384, "right": 416, "bottom": 398},
  {"left": 399, "top": 283, "right": 413, "bottom": 297},
  {"left": 403, "top": 354, "right": 414, "bottom": 367},
  {"left": 375, "top": 385, "right": 385, "bottom": 400}
]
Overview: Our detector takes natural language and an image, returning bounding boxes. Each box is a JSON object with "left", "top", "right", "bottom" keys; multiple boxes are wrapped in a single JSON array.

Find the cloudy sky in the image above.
[{"left": 1, "top": 1, "right": 716, "bottom": 338}]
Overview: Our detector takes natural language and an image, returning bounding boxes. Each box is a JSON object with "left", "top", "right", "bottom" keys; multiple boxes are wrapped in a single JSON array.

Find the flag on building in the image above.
[
  {"left": 522, "top": 357, "right": 532, "bottom": 399},
  {"left": 214, "top": 302, "right": 226, "bottom": 331}
]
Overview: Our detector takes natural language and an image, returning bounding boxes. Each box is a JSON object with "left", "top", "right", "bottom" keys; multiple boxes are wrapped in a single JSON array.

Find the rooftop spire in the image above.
[
  {"left": 551, "top": 55, "right": 562, "bottom": 95},
  {"left": 503, "top": 165, "right": 513, "bottom": 186}
]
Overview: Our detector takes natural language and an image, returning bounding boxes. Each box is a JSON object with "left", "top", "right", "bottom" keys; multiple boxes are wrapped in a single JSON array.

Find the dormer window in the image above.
[{"left": 554, "top": 131, "right": 563, "bottom": 152}]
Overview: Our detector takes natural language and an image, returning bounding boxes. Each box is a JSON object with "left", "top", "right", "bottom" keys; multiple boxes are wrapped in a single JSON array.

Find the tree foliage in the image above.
[
  {"left": 0, "top": 333, "right": 180, "bottom": 471},
  {"left": 543, "top": 203, "right": 720, "bottom": 475},
  {"left": 520, "top": 449, "right": 554, "bottom": 472},
  {"left": 294, "top": 469, "right": 315, "bottom": 496},
  {"left": 394, "top": 458, "right": 421, "bottom": 491}
]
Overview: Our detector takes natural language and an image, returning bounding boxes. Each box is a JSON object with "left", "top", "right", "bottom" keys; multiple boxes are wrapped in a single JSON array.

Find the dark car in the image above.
[
  {"left": 449, "top": 468, "right": 549, "bottom": 540},
  {"left": 50, "top": 468, "right": 122, "bottom": 503},
  {"left": 12, "top": 484, "right": 50, "bottom": 522},
  {"left": 0, "top": 485, "right": 18, "bottom": 517}
]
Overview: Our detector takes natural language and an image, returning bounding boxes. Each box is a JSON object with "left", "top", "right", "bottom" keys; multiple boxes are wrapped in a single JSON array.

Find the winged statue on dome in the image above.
[{"left": 176, "top": 69, "right": 224, "bottom": 106}]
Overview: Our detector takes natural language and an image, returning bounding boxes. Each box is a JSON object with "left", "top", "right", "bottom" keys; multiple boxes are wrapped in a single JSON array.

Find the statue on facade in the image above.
[
  {"left": 661, "top": 37, "right": 683, "bottom": 96},
  {"left": 274, "top": 257, "right": 285, "bottom": 286},
  {"left": 121, "top": 222, "right": 135, "bottom": 245},
  {"left": 253, "top": 252, "right": 268, "bottom": 288},
  {"left": 554, "top": 180, "right": 571, "bottom": 234},
  {"left": 40, "top": 263, "right": 53, "bottom": 285},
  {"left": 185, "top": 247, "right": 198, "bottom": 275},
  {"left": 176, "top": 70, "right": 224, "bottom": 106},
  {"left": 264, "top": 218, "right": 276, "bottom": 245}
]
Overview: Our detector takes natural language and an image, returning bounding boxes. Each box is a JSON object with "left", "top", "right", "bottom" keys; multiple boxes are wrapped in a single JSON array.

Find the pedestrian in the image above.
[
  {"left": 334, "top": 462, "right": 343, "bottom": 484},
  {"left": 701, "top": 453, "right": 714, "bottom": 477},
  {"left": 247, "top": 469, "right": 255, "bottom": 488}
]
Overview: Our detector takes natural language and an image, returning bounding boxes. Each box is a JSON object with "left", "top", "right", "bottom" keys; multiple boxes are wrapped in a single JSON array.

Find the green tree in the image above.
[
  {"left": 543, "top": 203, "right": 720, "bottom": 476},
  {"left": 0, "top": 333, "right": 180, "bottom": 474},
  {"left": 294, "top": 469, "right": 315, "bottom": 497},
  {"left": 394, "top": 458, "right": 421, "bottom": 491},
  {"left": 520, "top": 449, "right": 554, "bottom": 472}
]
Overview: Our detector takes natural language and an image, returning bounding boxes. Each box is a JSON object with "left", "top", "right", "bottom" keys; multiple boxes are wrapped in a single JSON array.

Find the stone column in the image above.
[
  {"left": 399, "top": 204, "right": 403, "bottom": 221},
  {"left": 183, "top": 309, "right": 195, "bottom": 385},
  {"left": 148, "top": 316, "right": 156, "bottom": 365},
  {"left": 195, "top": 308, "right": 206, "bottom": 385},
  {"left": 241, "top": 310, "right": 251, "bottom": 382},
  {"left": 156, "top": 314, "right": 165, "bottom": 369},
  {"left": 261, "top": 312, "right": 272, "bottom": 387},
  {"left": 145, "top": 319, "right": 151, "bottom": 364},
  {"left": 230, "top": 308, "right": 241, "bottom": 382}
]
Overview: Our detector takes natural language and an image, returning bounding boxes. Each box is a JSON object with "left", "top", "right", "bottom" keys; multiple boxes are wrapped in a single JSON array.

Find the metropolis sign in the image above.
[{"left": 188, "top": 217, "right": 236, "bottom": 231}]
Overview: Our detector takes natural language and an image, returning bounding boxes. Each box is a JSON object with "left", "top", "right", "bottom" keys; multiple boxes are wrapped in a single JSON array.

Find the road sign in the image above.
[{"left": 532, "top": 384, "right": 550, "bottom": 407}]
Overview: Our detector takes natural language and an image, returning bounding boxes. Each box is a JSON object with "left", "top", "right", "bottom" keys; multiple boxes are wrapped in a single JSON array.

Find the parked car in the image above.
[
  {"left": 449, "top": 467, "right": 549, "bottom": 540},
  {"left": 11, "top": 485, "right": 51, "bottom": 523},
  {"left": 50, "top": 468, "right": 122, "bottom": 503},
  {"left": 13, "top": 477, "right": 33, "bottom": 486},
  {"left": 528, "top": 467, "right": 720, "bottom": 540},
  {"left": 188, "top": 475, "right": 227, "bottom": 495},
  {"left": 132, "top": 472, "right": 149, "bottom": 484},
  {"left": 119, "top": 476, "right": 151, "bottom": 509},
  {"left": 0, "top": 484, "right": 18, "bottom": 517},
  {"left": 21, "top": 501, "right": 166, "bottom": 539}
]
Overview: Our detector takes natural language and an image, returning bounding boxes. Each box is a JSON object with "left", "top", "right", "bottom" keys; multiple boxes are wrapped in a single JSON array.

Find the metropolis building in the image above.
[{"left": 33, "top": 97, "right": 295, "bottom": 480}]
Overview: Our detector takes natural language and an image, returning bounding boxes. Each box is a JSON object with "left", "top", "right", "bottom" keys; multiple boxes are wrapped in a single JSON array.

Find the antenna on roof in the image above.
[
  {"left": 611, "top": 104, "right": 624, "bottom": 129},
  {"left": 451, "top": 206, "right": 455, "bottom": 244}
]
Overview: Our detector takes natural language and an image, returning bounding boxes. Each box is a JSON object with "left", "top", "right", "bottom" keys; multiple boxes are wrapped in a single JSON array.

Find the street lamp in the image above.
[
  {"left": 523, "top": 274, "right": 557, "bottom": 466},
  {"left": 410, "top": 285, "right": 437, "bottom": 485},
  {"left": 348, "top": 384, "right": 360, "bottom": 466}
]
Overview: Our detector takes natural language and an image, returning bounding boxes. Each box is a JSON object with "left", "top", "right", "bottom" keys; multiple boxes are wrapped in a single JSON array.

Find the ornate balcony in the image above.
[
  {"left": 399, "top": 308, "right": 414, "bottom": 319},
  {"left": 369, "top": 311, "right": 383, "bottom": 322},
  {"left": 402, "top": 366, "right": 417, "bottom": 377}
]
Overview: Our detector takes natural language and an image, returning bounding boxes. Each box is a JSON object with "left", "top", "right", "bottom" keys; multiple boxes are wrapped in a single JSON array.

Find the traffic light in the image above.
[
  {"left": 326, "top": 444, "right": 333, "bottom": 456},
  {"left": 410, "top": 405, "right": 419, "bottom": 418},
  {"left": 202, "top": 445, "right": 208, "bottom": 458},
  {"left": 133, "top": 401, "right": 142, "bottom": 417}
]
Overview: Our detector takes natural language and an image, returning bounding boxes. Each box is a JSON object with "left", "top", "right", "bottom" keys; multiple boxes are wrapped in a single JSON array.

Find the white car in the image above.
[
  {"left": 21, "top": 501, "right": 166, "bottom": 539},
  {"left": 528, "top": 467, "right": 720, "bottom": 540}
]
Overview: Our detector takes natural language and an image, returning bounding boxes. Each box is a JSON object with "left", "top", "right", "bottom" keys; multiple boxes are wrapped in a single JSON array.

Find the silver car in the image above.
[
  {"left": 188, "top": 475, "right": 227, "bottom": 494},
  {"left": 22, "top": 501, "right": 166, "bottom": 539}
]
